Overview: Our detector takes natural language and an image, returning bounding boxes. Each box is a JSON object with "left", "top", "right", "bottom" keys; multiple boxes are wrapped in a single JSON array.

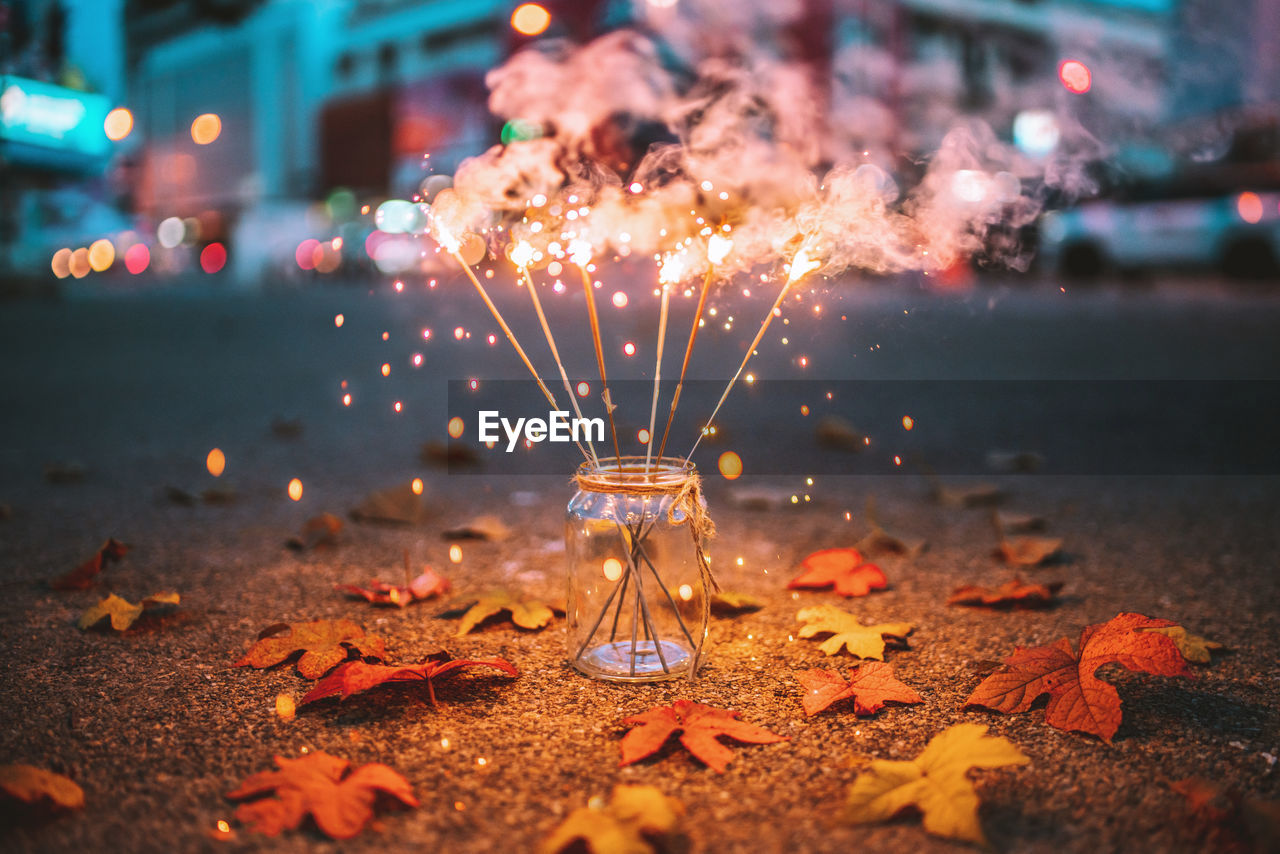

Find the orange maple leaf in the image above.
[
  {"left": 947, "top": 577, "right": 1063, "bottom": 609},
  {"left": 336, "top": 553, "right": 451, "bottom": 607},
  {"left": 300, "top": 653, "right": 517, "bottom": 706},
  {"left": 235, "top": 619, "right": 386, "bottom": 679},
  {"left": 964, "top": 612, "right": 1189, "bottom": 742},
  {"left": 51, "top": 538, "right": 128, "bottom": 590},
  {"left": 620, "top": 700, "right": 786, "bottom": 773},
  {"left": 797, "top": 662, "right": 923, "bottom": 717},
  {"left": 225, "top": 752, "right": 417, "bottom": 839},
  {"left": 787, "top": 548, "right": 887, "bottom": 597}
]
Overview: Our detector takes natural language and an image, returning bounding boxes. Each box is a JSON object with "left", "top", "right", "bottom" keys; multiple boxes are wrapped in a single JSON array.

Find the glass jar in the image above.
[{"left": 566, "top": 456, "right": 709, "bottom": 682}]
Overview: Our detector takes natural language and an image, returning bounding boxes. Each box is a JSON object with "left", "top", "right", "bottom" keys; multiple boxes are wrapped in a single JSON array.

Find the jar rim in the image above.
[{"left": 575, "top": 455, "right": 695, "bottom": 488}]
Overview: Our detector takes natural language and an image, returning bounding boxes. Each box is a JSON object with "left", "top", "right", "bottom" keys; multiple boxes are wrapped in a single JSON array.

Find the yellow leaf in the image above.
[
  {"left": 78, "top": 592, "right": 179, "bottom": 631},
  {"left": 446, "top": 590, "right": 558, "bottom": 636},
  {"left": 541, "top": 785, "right": 686, "bottom": 854},
  {"left": 0, "top": 764, "right": 85, "bottom": 810},
  {"left": 796, "top": 605, "right": 913, "bottom": 659},
  {"left": 1147, "top": 626, "right": 1224, "bottom": 664},
  {"left": 844, "top": 723, "right": 1029, "bottom": 845}
]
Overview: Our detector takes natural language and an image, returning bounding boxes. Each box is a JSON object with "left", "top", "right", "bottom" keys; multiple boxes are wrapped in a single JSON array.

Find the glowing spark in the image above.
[
  {"left": 788, "top": 245, "right": 821, "bottom": 284},
  {"left": 334, "top": 314, "right": 344, "bottom": 327},
  {"left": 602, "top": 558, "right": 623, "bottom": 581},
  {"left": 206, "top": 448, "right": 225, "bottom": 477},
  {"left": 393, "top": 401, "right": 402, "bottom": 412},
  {"left": 287, "top": 478, "right": 303, "bottom": 501},
  {"left": 342, "top": 393, "right": 352, "bottom": 406},
  {"left": 612, "top": 291, "right": 628, "bottom": 308},
  {"left": 902, "top": 415, "right": 914, "bottom": 430},
  {"left": 568, "top": 239, "right": 592, "bottom": 266},
  {"left": 707, "top": 234, "right": 733, "bottom": 265},
  {"left": 509, "top": 240, "right": 537, "bottom": 268},
  {"left": 678, "top": 584, "right": 694, "bottom": 601},
  {"left": 413, "top": 353, "right": 422, "bottom": 366},
  {"left": 576, "top": 381, "right": 590, "bottom": 396},
  {"left": 275, "top": 694, "right": 295, "bottom": 720},
  {"left": 718, "top": 451, "right": 743, "bottom": 480},
  {"left": 381, "top": 363, "right": 391, "bottom": 377},
  {"left": 448, "top": 417, "right": 465, "bottom": 438},
  {"left": 454, "top": 327, "right": 465, "bottom": 340},
  {"left": 449, "top": 544, "right": 463, "bottom": 563},
  {"left": 623, "top": 342, "right": 636, "bottom": 356},
  {"left": 511, "top": 3, "right": 551, "bottom": 36}
]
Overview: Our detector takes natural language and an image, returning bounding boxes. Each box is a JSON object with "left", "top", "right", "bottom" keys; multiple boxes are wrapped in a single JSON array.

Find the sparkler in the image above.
[{"left": 575, "top": 253, "right": 623, "bottom": 465}]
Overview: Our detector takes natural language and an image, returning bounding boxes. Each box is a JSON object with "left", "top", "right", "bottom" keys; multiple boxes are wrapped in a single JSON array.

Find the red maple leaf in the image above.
[
  {"left": 619, "top": 700, "right": 786, "bottom": 773},
  {"left": 300, "top": 652, "right": 517, "bottom": 707},
  {"left": 51, "top": 539, "right": 129, "bottom": 590},
  {"left": 797, "top": 662, "right": 924, "bottom": 717},
  {"left": 787, "top": 548, "right": 887, "bottom": 597},
  {"left": 335, "top": 565, "right": 451, "bottom": 607},
  {"left": 226, "top": 752, "right": 417, "bottom": 839},
  {"left": 964, "top": 612, "right": 1190, "bottom": 742}
]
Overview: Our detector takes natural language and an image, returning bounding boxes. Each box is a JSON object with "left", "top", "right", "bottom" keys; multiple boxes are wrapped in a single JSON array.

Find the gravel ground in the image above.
[{"left": 1, "top": 279, "right": 1277, "bottom": 853}]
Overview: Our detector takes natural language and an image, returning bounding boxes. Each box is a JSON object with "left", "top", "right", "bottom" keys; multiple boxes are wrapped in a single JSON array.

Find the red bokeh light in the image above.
[
  {"left": 200, "top": 242, "right": 227, "bottom": 274},
  {"left": 124, "top": 243, "right": 150, "bottom": 275},
  {"left": 296, "top": 238, "right": 319, "bottom": 270},
  {"left": 1058, "top": 60, "right": 1092, "bottom": 94}
]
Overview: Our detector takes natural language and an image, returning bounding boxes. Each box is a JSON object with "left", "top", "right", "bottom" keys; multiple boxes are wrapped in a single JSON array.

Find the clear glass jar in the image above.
[{"left": 566, "top": 456, "right": 709, "bottom": 682}]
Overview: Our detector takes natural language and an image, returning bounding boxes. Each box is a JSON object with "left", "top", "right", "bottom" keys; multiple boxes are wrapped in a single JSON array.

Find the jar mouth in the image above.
[{"left": 576, "top": 455, "right": 695, "bottom": 488}]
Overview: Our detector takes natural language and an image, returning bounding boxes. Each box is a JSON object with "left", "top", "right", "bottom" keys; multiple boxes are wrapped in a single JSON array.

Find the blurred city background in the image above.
[{"left": 1, "top": 0, "right": 1279, "bottom": 294}]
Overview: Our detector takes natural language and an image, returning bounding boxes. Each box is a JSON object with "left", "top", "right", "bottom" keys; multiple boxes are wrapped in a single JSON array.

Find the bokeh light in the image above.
[
  {"left": 287, "top": 478, "right": 303, "bottom": 501},
  {"left": 104, "top": 107, "right": 133, "bottom": 142},
  {"left": 51, "top": 248, "right": 72, "bottom": 279},
  {"left": 1237, "top": 192, "right": 1264, "bottom": 224},
  {"left": 157, "top": 216, "right": 185, "bottom": 249},
  {"left": 295, "top": 238, "right": 319, "bottom": 270},
  {"left": 447, "top": 417, "right": 465, "bottom": 438},
  {"left": 124, "top": 243, "right": 150, "bottom": 274},
  {"left": 88, "top": 239, "right": 115, "bottom": 272},
  {"left": 718, "top": 450, "right": 743, "bottom": 480},
  {"left": 69, "top": 248, "right": 91, "bottom": 278},
  {"left": 200, "top": 242, "right": 227, "bottom": 273},
  {"left": 191, "top": 113, "right": 222, "bottom": 145},
  {"left": 1058, "top": 59, "right": 1092, "bottom": 94},
  {"left": 206, "top": 448, "right": 226, "bottom": 477},
  {"left": 511, "top": 3, "right": 551, "bottom": 36},
  {"left": 602, "top": 558, "right": 623, "bottom": 581}
]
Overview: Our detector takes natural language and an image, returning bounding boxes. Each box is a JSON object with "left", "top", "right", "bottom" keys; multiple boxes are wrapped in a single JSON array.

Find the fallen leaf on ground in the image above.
[
  {"left": 796, "top": 605, "right": 913, "bottom": 659},
  {"left": 788, "top": 548, "right": 888, "bottom": 597},
  {"left": 349, "top": 483, "right": 429, "bottom": 525},
  {"left": 1146, "top": 626, "right": 1224, "bottom": 664},
  {"left": 815, "top": 415, "right": 865, "bottom": 451},
  {"left": 44, "top": 462, "right": 86, "bottom": 484},
  {"left": 0, "top": 764, "right": 84, "bottom": 813},
  {"left": 994, "top": 510, "right": 1046, "bottom": 532},
  {"left": 336, "top": 552, "right": 450, "bottom": 607},
  {"left": 843, "top": 723, "right": 1029, "bottom": 845},
  {"left": 932, "top": 481, "right": 1004, "bottom": 507},
  {"left": 300, "top": 652, "right": 517, "bottom": 706},
  {"left": 798, "top": 662, "right": 923, "bottom": 717},
  {"left": 285, "top": 513, "right": 343, "bottom": 551},
  {"left": 442, "top": 590, "right": 560, "bottom": 636},
  {"left": 1171, "top": 777, "right": 1280, "bottom": 851},
  {"left": 855, "top": 497, "right": 927, "bottom": 558},
  {"left": 947, "top": 577, "right": 1063, "bottom": 609},
  {"left": 78, "top": 592, "right": 179, "bottom": 631},
  {"left": 236, "top": 619, "right": 386, "bottom": 679},
  {"left": 226, "top": 752, "right": 417, "bottom": 839},
  {"left": 964, "top": 612, "right": 1189, "bottom": 742},
  {"left": 52, "top": 538, "right": 129, "bottom": 590},
  {"left": 442, "top": 515, "right": 511, "bottom": 541},
  {"left": 996, "top": 535, "right": 1064, "bottom": 566},
  {"left": 620, "top": 699, "right": 786, "bottom": 773},
  {"left": 710, "top": 591, "right": 764, "bottom": 616},
  {"left": 541, "top": 784, "right": 688, "bottom": 854}
]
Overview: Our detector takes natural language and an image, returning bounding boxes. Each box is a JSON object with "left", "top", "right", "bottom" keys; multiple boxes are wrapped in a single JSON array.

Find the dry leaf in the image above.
[
  {"left": 996, "top": 535, "right": 1064, "bottom": 566},
  {"left": 442, "top": 515, "right": 511, "bottom": 541},
  {"left": 285, "top": 513, "right": 343, "bottom": 551},
  {"left": 1171, "top": 777, "right": 1280, "bottom": 852},
  {"left": 994, "top": 510, "right": 1046, "bottom": 532},
  {"left": 336, "top": 552, "right": 450, "bottom": 607},
  {"left": 349, "top": 483, "right": 429, "bottom": 525},
  {"left": 796, "top": 605, "right": 913, "bottom": 659},
  {"left": 855, "top": 497, "right": 926, "bottom": 558},
  {"left": 0, "top": 764, "right": 85, "bottom": 812},
  {"left": 1146, "top": 626, "right": 1224, "bottom": 665},
  {"left": 226, "top": 752, "right": 417, "bottom": 839},
  {"left": 52, "top": 538, "right": 129, "bottom": 590},
  {"left": 541, "top": 785, "right": 688, "bottom": 854},
  {"left": 788, "top": 548, "right": 888, "bottom": 598},
  {"left": 620, "top": 699, "right": 786, "bottom": 773},
  {"left": 236, "top": 619, "right": 386, "bottom": 679},
  {"left": 443, "top": 590, "right": 560, "bottom": 636},
  {"left": 710, "top": 591, "right": 764, "bottom": 616},
  {"left": 964, "top": 612, "right": 1189, "bottom": 742},
  {"left": 798, "top": 662, "right": 923, "bottom": 717},
  {"left": 78, "top": 592, "right": 179, "bottom": 631},
  {"left": 843, "top": 723, "right": 1029, "bottom": 845},
  {"left": 933, "top": 482, "right": 1004, "bottom": 507},
  {"left": 300, "top": 652, "right": 517, "bottom": 706},
  {"left": 947, "top": 577, "right": 1063, "bottom": 609}
]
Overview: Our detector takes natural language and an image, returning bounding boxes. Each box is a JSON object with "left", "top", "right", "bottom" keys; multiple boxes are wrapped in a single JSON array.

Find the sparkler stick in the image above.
[
  {"left": 657, "top": 264, "right": 715, "bottom": 460},
  {"left": 643, "top": 281, "right": 670, "bottom": 472},
  {"left": 577, "top": 262, "right": 623, "bottom": 465},
  {"left": 518, "top": 263, "right": 600, "bottom": 467},
  {"left": 685, "top": 244, "right": 820, "bottom": 461}
]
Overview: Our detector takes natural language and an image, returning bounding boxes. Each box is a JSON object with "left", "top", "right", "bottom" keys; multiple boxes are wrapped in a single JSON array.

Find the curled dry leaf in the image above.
[
  {"left": 442, "top": 515, "right": 511, "bottom": 541},
  {"left": 301, "top": 652, "right": 517, "bottom": 706},
  {"left": 796, "top": 605, "right": 913, "bottom": 659},
  {"left": 1171, "top": 777, "right": 1280, "bottom": 851},
  {"left": 336, "top": 551, "right": 451, "bottom": 607},
  {"left": 620, "top": 699, "right": 786, "bottom": 773},
  {"left": 52, "top": 538, "right": 129, "bottom": 590},
  {"left": 964, "top": 612, "right": 1189, "bottom": 742},
  {"left": 226, "top": 752, "right": 417, "bottom": 839},
  {"left": 996, "top": 535, "right": 1064, "bottom": 566},
  {"left": 1146, "top": 626, "right": 1224, "bottom": 665},
  {"left": 843, "top": 723, "right": 1029, "bottom": 845},
  {"left": 798, "top": 662, "right": 923, "bottom": 717},
  {"left": 855, "top": 497, "right": 926, "bottom": 558},
  {"left": 285, "top": 513, "right": 343, "bottom": 551},
  {"left": 947, "top": 577, "right": 1063, "bottom": 609},
  {"left": 540, "top": 784, "right": 689, "bottom": 854},
  {"left": 78, "top": 592, "right": 179, "bottom": 631},
  {"left": 0, "top": 764, "right": 85, "bottom": 813},
  {"left": 235, "top": 619, "right": 386, "bottom": 679},
  {"left": 349, "top": 483, "right": 429, "bottom": 525},
  {"left": 443, "top": 590, "right": 560, "bottom": 636},
  {"left": 710, "top": 591, "right": 764, "bottom": 616},
  {"left": 787, "top": 548, "right": 888, "bottom": 598}
]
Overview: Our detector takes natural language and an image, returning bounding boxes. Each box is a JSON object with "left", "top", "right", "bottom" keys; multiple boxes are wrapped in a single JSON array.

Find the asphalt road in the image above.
[{"left": 0, "top": 273, "right": 1278, "bottom": 853}]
